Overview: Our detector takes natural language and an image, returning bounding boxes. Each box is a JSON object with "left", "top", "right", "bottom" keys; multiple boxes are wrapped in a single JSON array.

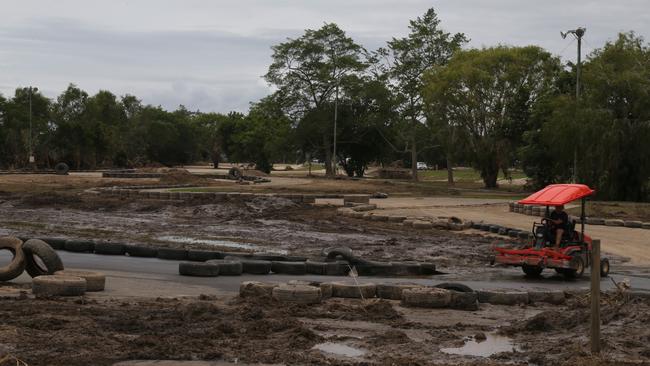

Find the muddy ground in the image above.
[
  {"left": 0, "top": 289, "right": 647, "bottom": 366},
  {"left": 0, "top": 192, "right": 499, "bottom": 272},
  {"left": 0, "top": 183, "right": 648, "bottom": 365}
]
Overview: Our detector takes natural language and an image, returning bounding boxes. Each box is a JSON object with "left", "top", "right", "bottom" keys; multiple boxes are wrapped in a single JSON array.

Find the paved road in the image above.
[{"left": 13, "top": 252, "right": 650, "bottom": 298}]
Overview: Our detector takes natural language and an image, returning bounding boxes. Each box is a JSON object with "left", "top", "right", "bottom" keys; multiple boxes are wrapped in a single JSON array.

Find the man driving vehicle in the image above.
[{"left": 549, "top": 205, "right": 569, "bottom": 249}]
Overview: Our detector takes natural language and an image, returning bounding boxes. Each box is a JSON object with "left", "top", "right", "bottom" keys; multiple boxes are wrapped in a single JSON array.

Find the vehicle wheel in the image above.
[
  {"left": 23, "top": 239, "right": 64, "bottom": 277},
  {"left": 0, "top": 237, "right": 26, "bottom": 282},
  {"left": 522, "top": 264, "right": 543, "bottom": 277},
  {"left": 600, "top": 258, "right": 610, "bottom": 277},
  {"left": 564, "top": 255, "right": 585, "bottom": 279}
]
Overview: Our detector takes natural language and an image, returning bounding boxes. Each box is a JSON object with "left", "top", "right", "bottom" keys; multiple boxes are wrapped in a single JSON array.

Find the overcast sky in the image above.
[{"left": 1, "top": 0, "right": 648, "bottom": 113}]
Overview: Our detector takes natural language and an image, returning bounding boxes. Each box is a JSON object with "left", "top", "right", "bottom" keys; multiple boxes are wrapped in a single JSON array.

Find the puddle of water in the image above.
[
  {"left": 155, "top": 235, "right": 287, "bottom": 254},
  {"left": 312, "top": 342, "right": 366, "bottom": 358},
  {"left": 440, "top": 332, "right": 519, "bottom": 357}
]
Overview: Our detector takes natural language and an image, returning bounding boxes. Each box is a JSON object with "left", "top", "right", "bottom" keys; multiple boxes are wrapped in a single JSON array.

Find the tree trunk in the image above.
[
  {"left": 323, "top": 133, "right": 333, "bottom": 176},
  {"left": 411, "top": 136, "right": 418, "bottom": 182},
  {"left": 482, "top": 167, "right": 499, "bottom": 188},
  {"left": 446, "top": 154, "right": 454, "bottom": 186}
]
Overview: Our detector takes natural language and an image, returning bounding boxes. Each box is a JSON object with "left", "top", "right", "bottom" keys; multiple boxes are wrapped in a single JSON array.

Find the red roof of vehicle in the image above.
[{"left": 518, "top": 184, "right": 595, "bottom": 206}]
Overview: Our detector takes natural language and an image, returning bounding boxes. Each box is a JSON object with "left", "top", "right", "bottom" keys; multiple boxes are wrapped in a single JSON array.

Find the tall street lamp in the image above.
[{"left": 561, "top": 27, "right": 586, "bottom": 182}]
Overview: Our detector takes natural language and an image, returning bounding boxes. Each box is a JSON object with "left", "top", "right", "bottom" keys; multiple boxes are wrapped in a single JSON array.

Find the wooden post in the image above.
[{"left": 590, "top": 239, "right": 601, "bottom": 354}]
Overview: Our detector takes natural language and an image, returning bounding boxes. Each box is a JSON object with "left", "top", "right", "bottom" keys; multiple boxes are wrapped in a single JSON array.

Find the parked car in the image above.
[{"left": 417, "top": 162, "right": 428, "bottom": 170}]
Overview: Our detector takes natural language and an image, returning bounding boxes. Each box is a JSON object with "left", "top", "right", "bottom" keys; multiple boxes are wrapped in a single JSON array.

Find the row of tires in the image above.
[
  {"left": 178, "top": 258, "right": 437, "bottom": 277},
  {"left": 471, "top": 222, "right": 533, "bottom": 239},
  {"left": 19, "top": 237, "right": 308, "bottom": 262},
  {"left": 241, "top": 281, "right": 567, "bottom": 309}
]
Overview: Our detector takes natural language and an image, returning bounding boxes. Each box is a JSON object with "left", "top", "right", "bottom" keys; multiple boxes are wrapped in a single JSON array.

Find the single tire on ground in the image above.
[
  {"left": 449, "top": 291, "right": 479, "bottom": 310},
  {"left": 330, "top": 282, "right": 376, "bottom": 299},
  {"left": 207, "top": 259, "right": 243, "bottom": 275},
  {"left": 54, "top": 162, "right": 70, "bottom": 175},
  {"left": 228, "top": 167, "right": 243, "bottom": 179},
  {"left": 32, "top": 275, "right": 86, "bottom": 297},
  {"left": 401, "top": 287, "right": 452, "bottom": 308},
  {"left": 433, "top": 282, "right": 474, "bottom": 293},
  {"left": 239, "top": 281, "right": 278, "bottom": 298},
  {"left": 0, "top": 237, "right": 26, "bottom": 282},
  {"left": 64, "top": 240, "right": 95, "bottom": 253},
  {"left": 322, "top": 246, "right": 354, "bottom": 262},
  {"left": 54, "top": 270, "right": 105, "bottom": 291},
  {"left": 94, "top": 242, "right": 126, "bottom": 255},
  {"left": 125, "top": 245, "right": 158, "bottom": 258},
  {"left": 157, "top": 248, "right": 188, "bottom": 260},
  {"left": 23, "top": 239, "right": 64, "bottom": 278},
  {"left": 477, "top": 290, "right": 529, "bottom": 305},
  {"left": 376, "top": 283, "right": 422, "bottom": 300},
  {"left": 178, "top": 261, "right": 220, "bottom": 277},
  {"left": 272, "top": 284, "right": 321, "bottom": 304},
  {"left": 271, "top": 261, "right": 306, "bottom": 275}
]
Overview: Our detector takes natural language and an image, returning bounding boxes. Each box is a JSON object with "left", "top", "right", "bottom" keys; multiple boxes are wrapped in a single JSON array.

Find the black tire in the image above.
[
  {"left": 54, "top": 162, "right": 70, "bottom": 175},
  {"left": 0, "top": 237, "right": 26, "bottom": 282},
  {"left": 187, "top": 250, "right": 223, "bottom": 261},
  {"left": 23, "top": 239, "right": 64, "bottom": 278},
  {"left": 207, "top": 259, "right": 243, "bottom": 275},
  {"left": 54, "top": 270, "right": 105, "bottom": 291},
  {"left": 38, "top": 237, "right": 66, "bottom": 250},
  {"left": 434, "top": 282, "right": 474, "bottom": 293},
  {"left": 179, "top": 262, "right": 220, "bottom": 277},
  {"left": 32, "top": 275, "right": 86, "bottom": 297},
  {"left": 228, "top": 167, "right": 243, "bottom": 179},
  {"left": 271, "top": 261, "right": 306, "bottom": 275},
  {"left": 479, "top": 224, "right": 491, "bottom": 231},
  {"left": 388, "top": 262, "right": 422, "bottom": 276},
  {"left": 564, "top": 255, "right": 585, "bottom": 279},
  {"left": 420, "top": 262, "right": 437, "bottom": 275},
  {"left": 471, "top": 222, "right": 482, "bottom": 230},
  {"left": 600, "top": 258, "right": 610, "bottom": 277},
  {"left": 517, "top": 231, "right": 530, "bottom": 240},
  {"left": 94, "top": 242, "right": 125, "bottom": 255},
  {"left": 325, "top": 261, "right": 351, "bottom": 276},
  {"left": 322, "top": 246, "right": 354, "bottom": 261},
  {"left": 64, "top": 240, "right": 95, "bottom": 253},
  {"left": 125, "top": 245, "right": 158, "bottom": 258},
  {"left": 489, "top": 225, "right": 501, "bottom": 233},
  {"left": 508, "top": 230, "right": 520, "bottom": 238},
  {"left": 498, "top": 227, "right": 509, "bottom": 235},
  {"left": 305, "top": 260, "right": 327, "bottom": 275},
  {"left": 522, "top": 264, "right": 544, "bottom": 277},
  {"left": 355, "top": 261, "right": 392, "bottom": 276},
  {"left": 157, "top": 248, "right": 187, "bottom": 260},
  {"left": 224, "top": 256, "right": 271, "bottom": 274}
]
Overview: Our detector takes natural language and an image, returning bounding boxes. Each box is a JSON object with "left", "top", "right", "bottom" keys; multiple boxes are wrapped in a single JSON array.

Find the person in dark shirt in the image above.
[{"left": 549, "top": 205, "right": 569, "bottom": 249}]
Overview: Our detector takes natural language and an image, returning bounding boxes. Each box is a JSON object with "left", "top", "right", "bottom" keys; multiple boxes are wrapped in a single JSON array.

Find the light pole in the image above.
[
  {"left": 332, "top": 82, "right": 339, "bottom": 175},
  {"left": 28, "top": 86, "right": 34, "bottom": 166},
  {"left": 561, "top": 27, "right": 586, "bottom": 182}
]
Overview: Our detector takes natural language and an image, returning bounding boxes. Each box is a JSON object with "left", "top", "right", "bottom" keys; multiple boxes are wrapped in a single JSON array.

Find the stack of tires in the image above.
[{"left": 0, "top": 236, "right": 105, "bottom": 297}]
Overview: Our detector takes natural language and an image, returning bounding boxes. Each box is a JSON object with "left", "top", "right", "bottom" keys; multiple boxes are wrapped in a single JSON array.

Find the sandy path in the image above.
[{"left": 372, "top": 197, "right": 650, "bottom": 265}]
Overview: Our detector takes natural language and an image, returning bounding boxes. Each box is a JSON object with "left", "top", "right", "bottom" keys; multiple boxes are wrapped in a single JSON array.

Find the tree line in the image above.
[{"left": 0, "top": 8, "right": 648, "bottom": 201}]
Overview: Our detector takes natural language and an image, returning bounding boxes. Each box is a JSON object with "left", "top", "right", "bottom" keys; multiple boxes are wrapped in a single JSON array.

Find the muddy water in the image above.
[
  {"left": 155, "top": 235, "right": 288, "bottom": 254},
  {"left": 440, "top": 332, "right": 519, "bottom": 357},
  {"left": 312, "top": 342, "right": 366, "bottom": 358}
]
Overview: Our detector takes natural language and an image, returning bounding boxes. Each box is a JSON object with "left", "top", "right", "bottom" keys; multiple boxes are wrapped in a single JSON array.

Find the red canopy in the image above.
[{"left": 518, "top": 184, "right": 595, "bottom": 206}]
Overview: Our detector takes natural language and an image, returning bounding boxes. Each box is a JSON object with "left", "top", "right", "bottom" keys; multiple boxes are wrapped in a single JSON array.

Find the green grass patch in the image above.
[{"left": 419, "top": 168, "right": 528, "bottom": 182}]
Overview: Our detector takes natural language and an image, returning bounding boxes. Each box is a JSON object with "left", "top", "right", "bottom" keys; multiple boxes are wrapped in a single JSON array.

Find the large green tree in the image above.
[
  {"left": 265, "top": 23, "right": 366, "bottom": 175},
  {"left": 424, "top": 46, "right": 560, "bottom": 188},
  {"left": 378, "top": 8, "right": 467, "bottom": 181}
]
